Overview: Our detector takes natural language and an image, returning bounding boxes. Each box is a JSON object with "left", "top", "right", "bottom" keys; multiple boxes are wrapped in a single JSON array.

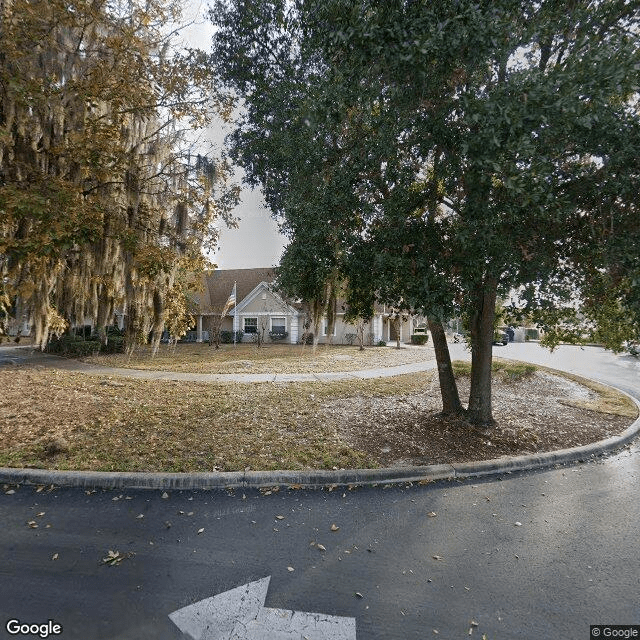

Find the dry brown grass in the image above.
[
  {"left": 532, "top": 366, "right": 638, "bottom": 418},
  {"left": 82, "top": 342, "right": 435, "bottom": 374},
  {"left": 0, "top": 368, "right": 430, "bottom": 473},
  {"left": 0, "top": 361, "right": 636, "bottom": 473}
]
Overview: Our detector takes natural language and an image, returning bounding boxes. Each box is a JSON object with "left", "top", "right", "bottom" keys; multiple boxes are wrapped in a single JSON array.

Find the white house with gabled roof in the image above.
[{"left": 190, "top": 267, "right": 418, "bottom": 345}]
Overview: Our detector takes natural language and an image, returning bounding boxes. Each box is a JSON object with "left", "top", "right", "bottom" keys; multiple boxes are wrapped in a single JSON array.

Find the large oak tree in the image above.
[{"left": 211, "top": 0, "right": 640, "bottom": 424}]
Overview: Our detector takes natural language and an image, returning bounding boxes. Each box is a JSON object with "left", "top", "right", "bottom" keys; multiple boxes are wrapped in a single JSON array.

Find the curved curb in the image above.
[
  {"left": 1, "top": 378, "right": 639, "bottom": 492},
  {"left": 2, "top": 394, "right": 638, "bottom": 491}
]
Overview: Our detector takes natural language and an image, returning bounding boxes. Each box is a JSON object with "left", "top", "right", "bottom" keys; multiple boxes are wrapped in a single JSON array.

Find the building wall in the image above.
[
  {"left": 205, "top": 310, "right": 416, "bottom": 346},
  {"left": 240, "top": 292, "right": 291, "bottom": 315},
  {"left": 313, "top": 316, "right": 373, "bottom": 345}
]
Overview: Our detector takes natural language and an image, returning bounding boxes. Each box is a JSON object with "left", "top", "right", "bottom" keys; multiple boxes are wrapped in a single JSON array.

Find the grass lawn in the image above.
[
  {"left": 0, "top": 360, "right": 636, "bottom": 474},
  {"left": 0, "top": 368, "right": 432, "bottom": 472},
  {"left": 82, "top": 342, "right": 435, "bottom": 373}
]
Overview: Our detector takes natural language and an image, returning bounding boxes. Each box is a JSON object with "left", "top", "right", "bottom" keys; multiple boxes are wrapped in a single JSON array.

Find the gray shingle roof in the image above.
[{"left": 195, "top": 268, "right": 276, "bottom": 313}]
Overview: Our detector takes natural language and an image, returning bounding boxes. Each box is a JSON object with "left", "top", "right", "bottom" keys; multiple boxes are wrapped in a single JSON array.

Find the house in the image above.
[{"left": 190, "top": 268, "right": 418, "bottom": 345}]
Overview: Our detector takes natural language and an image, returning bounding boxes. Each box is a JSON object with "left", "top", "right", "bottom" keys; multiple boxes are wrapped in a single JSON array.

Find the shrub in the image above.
[
  {"left": 344, "top": 333, "right": 357, "bottom": 345},
  {"left": 46, "top": 335, "right": 101, "bottom": 357},
  {"left": 100, "top": 335, "right": 125, "bottom": 353},
  {"left": 299, "top": 332, "right": 314, "bottom": 345},
  {"left": 74, "top": 325, "right": 92, "bottom": 339},
  {"left": 220, "top": 330, "right": 243, "bottom": 343},
  {"left": 269, "top": 331, "right": 288, "bottom": 341},
  {"left": 376, "top": 340, "right": 387, "bottom": 347},
  {"left": 411, "top": 334, "right": 429, "bottom": 345}
]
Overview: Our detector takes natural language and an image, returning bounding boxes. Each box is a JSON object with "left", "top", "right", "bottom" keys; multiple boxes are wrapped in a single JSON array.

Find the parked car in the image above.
[{"left": 493, "top": 330, "right": 509, "bottom": 346}]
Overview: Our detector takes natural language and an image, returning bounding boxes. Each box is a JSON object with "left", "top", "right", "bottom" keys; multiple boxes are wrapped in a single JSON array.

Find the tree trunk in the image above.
[
  {"left": 357, "top": 320, "right": 365, "bottom": 351},
  {"left": 427, "top": 316, "right": 464, "bottom": 415},
  {"left": 467, "top": 279, "right": 498, "bottom": 426}
]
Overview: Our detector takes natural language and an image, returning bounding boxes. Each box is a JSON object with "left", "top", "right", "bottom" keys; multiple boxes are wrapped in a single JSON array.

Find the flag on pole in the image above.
[
  {"left": 233, "top": 282, "right": 238, "bottom": 345},
  {"left": 221, "top": 282, "right": 236, "bottom": 319}
]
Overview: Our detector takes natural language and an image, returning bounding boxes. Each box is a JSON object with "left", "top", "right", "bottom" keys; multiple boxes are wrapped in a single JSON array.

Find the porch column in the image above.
[
  {"left": 196, "top": 315, "right": 203, "bottom": 342},
  {"left": 290, "top": 314, "right": 299, "bottom": 344},
  {"left": 373, "top": 315, "right": 382, "bottom": 342}
]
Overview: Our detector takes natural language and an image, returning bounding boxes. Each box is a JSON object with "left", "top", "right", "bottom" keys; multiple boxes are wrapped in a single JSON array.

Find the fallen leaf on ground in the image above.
[
  {"left": 330, "top": 524, "right": 339, "bottom": 531},
  {"left": 101, "top": 550, "right": 134, "bottom": 566},
  {"left": 428, "top": 512, "right": 437, "bottom": 517},
  {"left": 432, "top": 555, "right": 444, "bottom": 561},
  {"left": 51, "top": 553, "right": 59, "bottom": 561},
  {"left": 197, "top": 528, "right": 204, "bottom": 534}
]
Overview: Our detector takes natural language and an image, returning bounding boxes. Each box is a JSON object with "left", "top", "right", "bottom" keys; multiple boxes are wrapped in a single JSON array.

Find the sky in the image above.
[{"left": 181, "top": 1, "right": 287, "bottom": 270}]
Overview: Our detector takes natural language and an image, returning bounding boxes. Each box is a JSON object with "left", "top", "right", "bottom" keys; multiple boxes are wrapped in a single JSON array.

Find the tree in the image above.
[
  {"left": 0, "top": 0, "right": 238, "bottom": 351},
  {"left": 211, "top": 0, "right": 640, "bottom": 424}
]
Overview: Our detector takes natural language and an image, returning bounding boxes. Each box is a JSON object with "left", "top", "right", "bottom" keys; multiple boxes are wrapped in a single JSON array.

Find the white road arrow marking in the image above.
[{"left": 169, "top": 576, "right": 356, "bottom": 640}]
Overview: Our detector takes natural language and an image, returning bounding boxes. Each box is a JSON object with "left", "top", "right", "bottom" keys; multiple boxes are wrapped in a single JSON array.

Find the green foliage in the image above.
[
  {"left": 220, "top": 330, "right": 244, "bottom": 344},
  {"left": 46, "top": 330, "right": 126, "bottom": 356},
  {"left": 453, "top": 360, "right": 536, "bottom": 383},
  {"left": 210, "top": 0, "right": 640, "bottom": 423},
  {"left": 411, "top": 334, "right": 429, "bottom": 346},
  {"left": 46, "top": 336, "right": 101, "bottom": 358},
  {"left": 100, "top": 336, "right": 125, "bottom": 354},
  {"left": 376, "top": 340, "right": 387, "bottom": 347},
  {"left": 492, "top": 362, "right": 537, "bottom": 383}
]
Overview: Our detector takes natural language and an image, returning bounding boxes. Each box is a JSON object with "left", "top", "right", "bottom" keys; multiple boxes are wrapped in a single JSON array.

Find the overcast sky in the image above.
[{"left": 181, "top": 1, "right": 287, "bottom": 270}]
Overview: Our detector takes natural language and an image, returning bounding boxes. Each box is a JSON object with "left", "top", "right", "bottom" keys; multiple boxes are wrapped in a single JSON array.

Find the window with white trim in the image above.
[
  {"left": 271, "top": 317, "right": 286, "bottom": 334},
  {"left": 244, "top": 317, "right": 258, "bottom": 333},
  {"left": 322, "top": 318, "right": 337, "bottom": 336}
]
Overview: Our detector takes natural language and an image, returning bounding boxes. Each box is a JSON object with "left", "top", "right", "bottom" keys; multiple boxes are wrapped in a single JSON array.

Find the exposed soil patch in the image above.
[{"left": 326, "top": 369, "right": 637, "bottom": 467}]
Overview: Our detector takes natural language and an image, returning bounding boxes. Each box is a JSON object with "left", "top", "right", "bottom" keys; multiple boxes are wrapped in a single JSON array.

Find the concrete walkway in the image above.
[{"left": 0, "top": 344, "right": 438, "bottom": 383}]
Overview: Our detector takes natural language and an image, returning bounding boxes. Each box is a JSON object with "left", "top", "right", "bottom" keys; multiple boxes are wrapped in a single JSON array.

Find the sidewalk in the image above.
[{"left": 0, "top": 344, "right": 438, "bottom": 383}]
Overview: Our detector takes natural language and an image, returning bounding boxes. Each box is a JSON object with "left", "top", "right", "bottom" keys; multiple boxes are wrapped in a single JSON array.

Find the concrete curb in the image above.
[{"left": 1, "top": 370, "right": 639, "bottom": 492}]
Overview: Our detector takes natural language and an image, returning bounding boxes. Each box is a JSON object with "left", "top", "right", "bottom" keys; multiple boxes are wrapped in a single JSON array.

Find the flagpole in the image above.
[{"left": 233, "top": 281, "right": 237, "bottom": 347}]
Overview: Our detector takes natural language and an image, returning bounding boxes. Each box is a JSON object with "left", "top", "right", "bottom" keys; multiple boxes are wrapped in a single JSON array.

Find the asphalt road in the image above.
[{"left": 1, "top": 344, "right": 639, "bottom": 640}]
